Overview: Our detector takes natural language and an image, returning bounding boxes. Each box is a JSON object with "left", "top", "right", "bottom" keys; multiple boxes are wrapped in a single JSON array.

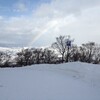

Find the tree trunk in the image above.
[
  {"left": 66, "top": 46, "right": 69, "bottom": 62},
  {"left": 62, "top": 53, "right": 64, "bottom": 63}
]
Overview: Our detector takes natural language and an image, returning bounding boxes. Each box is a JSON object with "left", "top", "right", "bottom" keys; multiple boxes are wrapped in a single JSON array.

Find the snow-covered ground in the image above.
[{"left": 0, "top": 62, "right": 100, "bottom": 100}]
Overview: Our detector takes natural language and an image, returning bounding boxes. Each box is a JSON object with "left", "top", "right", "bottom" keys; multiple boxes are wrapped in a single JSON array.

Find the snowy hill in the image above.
[
  {"left": 0, "top": 47, "right": 21, "bottom": 52},
  {"left": 0, "top": 62, "right": 100, "bottom": 100}
]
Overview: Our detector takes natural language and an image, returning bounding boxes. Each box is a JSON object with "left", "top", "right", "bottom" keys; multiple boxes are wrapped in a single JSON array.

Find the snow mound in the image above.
[{"left": 0, "top": 62, "right": 100, "bottom": 100}]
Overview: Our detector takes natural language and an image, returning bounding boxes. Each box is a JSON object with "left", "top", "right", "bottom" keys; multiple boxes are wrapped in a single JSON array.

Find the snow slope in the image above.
[{"left": 0, "top": 62, "right": 100, "bottom": 100}]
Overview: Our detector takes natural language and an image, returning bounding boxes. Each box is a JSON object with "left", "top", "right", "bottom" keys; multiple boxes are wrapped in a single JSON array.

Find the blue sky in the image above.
[
  {"left": 0, "top": 0, "right": 100, "bottom": 47},
  {"left": 0, "top": 0, "right": 51, "bottom": 17}
]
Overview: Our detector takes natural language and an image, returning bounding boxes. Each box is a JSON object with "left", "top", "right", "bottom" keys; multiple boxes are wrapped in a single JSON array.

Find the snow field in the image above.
[{"left": 0, "top": 62, "right": 100, "bottom": 100}]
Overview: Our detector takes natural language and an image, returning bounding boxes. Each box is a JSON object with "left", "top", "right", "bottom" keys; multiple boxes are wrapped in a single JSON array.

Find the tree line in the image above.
[{"left": 0, "top": 35, "right": 100, "bottom": 67}]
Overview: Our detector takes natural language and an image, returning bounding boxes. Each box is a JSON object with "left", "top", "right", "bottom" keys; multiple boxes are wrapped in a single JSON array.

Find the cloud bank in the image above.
[{"left": 0, "top": 0, "right": 100, "bottom": 47}]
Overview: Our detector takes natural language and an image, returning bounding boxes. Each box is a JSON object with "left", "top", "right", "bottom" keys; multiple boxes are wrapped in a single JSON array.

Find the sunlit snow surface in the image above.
[{"left": 0, "top": 62, "right": 100, "bottom": 100}]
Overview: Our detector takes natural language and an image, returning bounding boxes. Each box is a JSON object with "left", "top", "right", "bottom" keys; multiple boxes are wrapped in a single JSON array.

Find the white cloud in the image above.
[
  {"left": 34, "top": 0, "right": 100, "bottom": 18},
  {"left": 0, "top": 0, "right": 100, "bottom": 47}
]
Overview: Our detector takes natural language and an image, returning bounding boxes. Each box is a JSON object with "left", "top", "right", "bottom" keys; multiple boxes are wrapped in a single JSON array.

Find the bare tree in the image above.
[
  {"left": 92, "top": 44, "right": 100, "bottom": 64},
  {"left": 52, "top": 35, "right": 73, "bottom": 63},
  {"left": 44, "top": 48, "right": 58, "bottom": 64},
  {"left": 69, "top": 45, "right": 80, "bottom": 62},
  {"left": 1, "top": 52, "right": 12, "bottom": 67},
  {"left": 33, "top": 48, "right": 44, "bottom": 64},
  {"left": 81, "top": 42, "right": 96, "bottom": 63},
  {"left": 16, "top": 49, "right": 25, "bottom": 66},
  {"left": 16, "top": 49, "right": 32, "bottom": 66},
  {"left": 0, "top": 52, "right": 5, "bottom": 67}
]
